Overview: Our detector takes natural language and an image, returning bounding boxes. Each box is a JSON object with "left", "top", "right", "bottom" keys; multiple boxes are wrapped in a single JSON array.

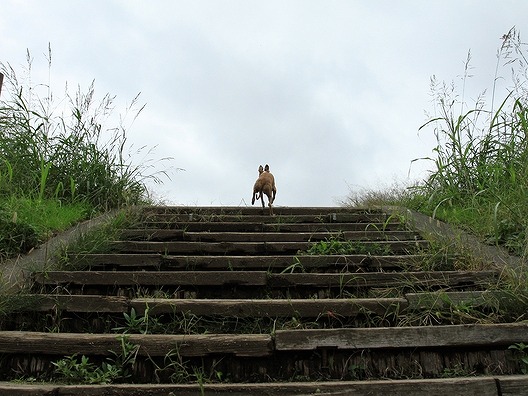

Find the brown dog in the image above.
[{"left": 252, "top": 164, "right": 276, "bottom": 215}]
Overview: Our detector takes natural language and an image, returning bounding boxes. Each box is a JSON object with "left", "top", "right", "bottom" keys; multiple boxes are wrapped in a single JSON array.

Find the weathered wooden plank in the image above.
[
  {"left": 499, "top": 375, "right": 528, "bottom": 396},
  {"left": 139, "top": 221, "right": 404, "bottom": 232},
  {"left": 75, "top": 253, "right": 163, "bottom": 268},
  {"left": 263, "top": 221, "right": 404, "bottom": 232},
  {"left": 78, "top": 253, "right": 421, "bottom": 271},
  {"left": 269, "top": 271, "right": 497, "bottom": 288},
  {"left": 109, "top": 240, "right": 428, "bottom": 254},
  {"left": 139, "top": 211, "right": 390, "bottom": 224},
  {"left": 14, "top": 295, "right": 129, "bottom": 313},
  {"left": 130, "top": 297, "right": 407, "bottom": 317},
  {"left": 33, "top": 271, "right": 268, "bottom": 286},
  {"left": 275, "top": 322, "right": 528, "bottom": 350},
  {"left": 119, "top": 229, "right": 420, "bottom": 242},
  {"left": 119, "top": 229, "right": 185, "bottom": 240},
  {"left": 33, "top": 270, "right": 491, "bottom": 289},
  {"left": 160, "top": 254, "right": 421, "bottom": 270},
  {"left": 139, "top": 205, "right": 381, "bottom": 215},
  {"left": 108, "top": 241, "right": 293, "bottom": 254},
  {"left": 0, "top": 331, "right": 273, "bottom": 357},
  {"left": 0, "top": 376, "right": 503, "bottom": 395},
  {"left": 11, "top": 294, "right": 404, "bottom": 317},
  {"left": 140, "top": 221, "right": 267, "bottom": 232}
]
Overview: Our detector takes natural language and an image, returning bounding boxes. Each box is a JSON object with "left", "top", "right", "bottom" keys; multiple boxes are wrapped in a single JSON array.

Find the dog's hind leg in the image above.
[{"left": 260, "top": 194, "right": 265, "bottom": 214}]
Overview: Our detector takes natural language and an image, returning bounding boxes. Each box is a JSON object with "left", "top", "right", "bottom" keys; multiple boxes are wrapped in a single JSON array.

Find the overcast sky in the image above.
[{"left": 1, "top": 1, "right": 526, "bottom": 206}]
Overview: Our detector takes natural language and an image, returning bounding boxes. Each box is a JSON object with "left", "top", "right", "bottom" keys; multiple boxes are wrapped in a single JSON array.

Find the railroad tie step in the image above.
[
  {"left": 32, "top": 270, "right": 498, "bottom": 288},
  {"left": 3, "top": 376, "right": 528, "bottom": 396},
  {"left": 72, "top": 253, "right": 426, "bottom": 271},
  {"left": 0, "top": 331, "right": 273, "bottom": 357},
  {"left": 11, "top": 290, "right": 504, "bottom": 318},
  {"left": 2, "top": 323, "right": 526, "bottom": 356},
  {"left": 274, "top": 322, "right": 528, "bottom": 350}
]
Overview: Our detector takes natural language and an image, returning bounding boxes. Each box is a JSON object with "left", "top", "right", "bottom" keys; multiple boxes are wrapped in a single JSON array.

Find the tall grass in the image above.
[
  {"left": 0, "top": 46, "right": 170, "bottom": 259},
  {"left": 0, "top": 46, "right": 168, "bottom": 211},
  {"left": 412, "top": 27, "right": 528, "bottom": 255}
]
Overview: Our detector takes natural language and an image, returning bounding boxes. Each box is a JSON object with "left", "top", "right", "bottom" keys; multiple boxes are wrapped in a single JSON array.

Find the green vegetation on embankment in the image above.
[
  {"left": 348, "top": 27, "right": 528, "bottom": 260},
  {"left": 0, "top": 47, "right": 167, "bottom": 262}
]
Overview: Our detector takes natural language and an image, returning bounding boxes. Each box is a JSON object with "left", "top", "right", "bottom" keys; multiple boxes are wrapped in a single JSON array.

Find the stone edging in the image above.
[
  {"left": 0, "top": 210, "right": 118, "bottom": 293},
  {"left": 383, "top": 205, "right": 526, "bottom": 271}
]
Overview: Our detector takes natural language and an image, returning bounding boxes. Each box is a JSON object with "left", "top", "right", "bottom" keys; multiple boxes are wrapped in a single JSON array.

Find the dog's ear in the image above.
[
  {"left": 264, "top": 164, "right": 270, "bottom": 172},
  {"left": 258, "top": 165, "right": 264, "bottom": 173}
]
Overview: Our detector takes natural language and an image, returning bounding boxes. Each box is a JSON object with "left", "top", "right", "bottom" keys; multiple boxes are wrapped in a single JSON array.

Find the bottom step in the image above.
[{"left": 0, "top": 375, "right": 526, "bottom": 396}]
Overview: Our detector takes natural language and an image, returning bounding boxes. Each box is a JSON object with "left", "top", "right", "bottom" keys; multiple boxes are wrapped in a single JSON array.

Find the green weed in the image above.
[
  {"left": 51, "top": 335, "right": 139, "bottom": 384},
  {"left": 508, "top": 342, "right": 528, "bottom": 374},
  {"left": 52, "top": 354, "right": 120, "bottom": 384},
  {"left": 303, "top": 237, "right": 391, "bottom": 256},
  {"left": 280, "top": 256, "right": 305, "bottom": 273},
  {"left": 113, "top": 306, "right": 158, "bottom": 334}
]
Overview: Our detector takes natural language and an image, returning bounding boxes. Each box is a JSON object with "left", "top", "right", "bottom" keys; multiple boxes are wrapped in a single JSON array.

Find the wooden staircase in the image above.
[{"left": 0, "top": 206, "right": 527, "bottom": 395}]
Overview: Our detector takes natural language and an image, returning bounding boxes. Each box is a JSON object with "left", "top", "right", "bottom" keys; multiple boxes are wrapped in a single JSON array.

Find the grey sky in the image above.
[{"left": 1, "top": 1, "right": 525, "bottom": 206}]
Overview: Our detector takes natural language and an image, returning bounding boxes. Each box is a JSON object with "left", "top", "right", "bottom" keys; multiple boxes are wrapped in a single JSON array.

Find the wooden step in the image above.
[
  {"left": 4, "top": 376, "right": 527, "bottom": 396},
  {"left": 33, "top": 271, "right": 269, "bottom": 287},
  {"left": 119, "top": 229, "right": 420, "bottom": 242},
  {"left": 0, "top": 331, "right": 273, "bottom": 357},
  {"left": 2, "top": 322, "right": 525, "bottom": 356},
  {"left": 13, "top": 288, "right": 507, "bottom": 319},
  {"left": 34, "top": 270, "right": 497, "bottom": 289},
  {"left": 139, "top": 212, "right": 391, "bottom": 224},
  {"left": 274, "top": 322, "right": 528, "bottom": 350},
  {"left": 267, "top": 270, "right": 497, "bottom": 288},
  {"left": 7, "top": 293, "right": 405, "bottom": 318},
  {"left": 138, "top": 205, "right": 383, "bottom": 216},
  {"left": 135, "top": 221, "right": 405, "bottom": 232},
  {"left": 75, "top": 253, "right": 429, "bottom": 271},
  {"left": 12, "top": 290, "right": 503, "bottom": 319},
  {"left": 130, "top": 297, "right": 406, "bottom": 316},
  {"left": 108, "top": 240, "right": 429, "bottom": 255}
]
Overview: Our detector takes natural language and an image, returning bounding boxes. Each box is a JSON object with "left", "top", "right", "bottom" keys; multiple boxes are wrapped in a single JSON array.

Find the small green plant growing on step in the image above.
[
  {"left": 52, "top": 354, "right": 120, "bottom": 384},
  {"left": 441, "top": 363, "right": 473, "bottom": 378},
  {"left": 113, "top": 307, "right": 155, "bottom": 334},
  {"left": 193, "top": 365, "right": 207, "bottom": 396},
  {"left": 508, "top": 342, "right": 528, "bottom": 374},
  {"left": 109, "top": 335, "right": 140, "bottom": 379},
  {"left": 52, "top": 335, "right": 139, "bottom": 384},
  {"left": 346, "top": 362, "right": 367, "bottom": 380},
  {"left": 302, "top": 237, "right": 391, "bottom": 256}
]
